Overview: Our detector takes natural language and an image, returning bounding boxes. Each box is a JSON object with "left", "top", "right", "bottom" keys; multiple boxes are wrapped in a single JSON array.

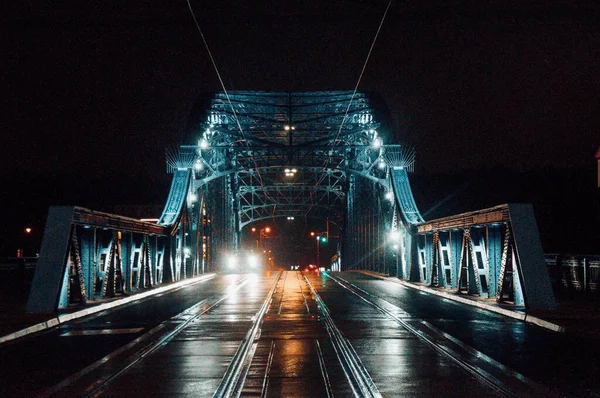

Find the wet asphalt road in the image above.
[
  {"left": 330, "top": 272, "right": 600, "bottom": 397},
  {"left": 0, "top": 271, "right": 598, "bottom": 397},
  {"left": 0, "top": 273, "right": 249, "bottom": 396}
]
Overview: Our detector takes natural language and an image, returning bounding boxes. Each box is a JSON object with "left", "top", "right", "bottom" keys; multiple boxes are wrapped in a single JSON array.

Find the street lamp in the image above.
[
  {"left": 251, "top": 226, "right": 272, "bottom": 251},
  {"left": 310, "top": 231, "right": 328, "bottom": 268},
  {"left": 284, "top": 168, "right": 297, "bottom": 177}
]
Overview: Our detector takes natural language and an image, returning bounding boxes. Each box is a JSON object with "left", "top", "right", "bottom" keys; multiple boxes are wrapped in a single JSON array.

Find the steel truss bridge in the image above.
[{"left": 27, "top": 91, "right": 555, "bottom": 313}]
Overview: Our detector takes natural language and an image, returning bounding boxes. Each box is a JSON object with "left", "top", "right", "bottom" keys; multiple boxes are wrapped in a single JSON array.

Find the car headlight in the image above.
[
  {"left": 248, "top": 254, "right": 259, "bottom": 268},
  {"left": 227, "top": 255, "right": 238, "bottom": 269}
]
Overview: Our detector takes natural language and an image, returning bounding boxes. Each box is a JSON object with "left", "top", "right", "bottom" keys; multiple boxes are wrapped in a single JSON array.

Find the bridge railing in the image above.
[
  {"left": 545, "top": 254, "right": 600, "bottom": 294},
  {"left": 26, "top": 206, "right": 201, "bottom": 313},
  {"left": 0, "top": 257, "right": 38, "bottom": 271}
]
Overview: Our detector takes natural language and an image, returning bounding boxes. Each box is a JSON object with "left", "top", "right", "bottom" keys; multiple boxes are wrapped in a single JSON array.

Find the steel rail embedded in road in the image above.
[
  {"left": 86, "top": 276, "right": 251, "bottom": 398},
  {"left": 303, "top": 275, "right": 382, "bottom": 398},
  {"left": 295, "top": 271, "right": 334, "bottom": 398},
  {"left": 315, "top": 339, "right": 334, "bottom": 398},
  {"left": 260, "top": 340, "right": 276, "bottom": 397},
  {"left": 213, "top": 271, "right": 283, "bottom": 398},
  {"left": 326, "top": 273, "right": 557, "bottom": 398},
  {"left": 41, "top": 276, "right": 249, "bottom": 398}
]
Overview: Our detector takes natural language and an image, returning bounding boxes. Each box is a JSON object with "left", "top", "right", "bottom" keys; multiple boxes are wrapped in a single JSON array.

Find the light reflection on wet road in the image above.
[{"left": 1, "top": 271, "right": 597, "bottom": 397}]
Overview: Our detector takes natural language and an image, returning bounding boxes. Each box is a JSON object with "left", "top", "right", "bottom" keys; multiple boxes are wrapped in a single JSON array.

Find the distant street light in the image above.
[
  {"left": 252, "top": 227, "right": 272, "bottom": 251},
  {"left": 311, "top": 231, "right": 329, "bottom": 268}
]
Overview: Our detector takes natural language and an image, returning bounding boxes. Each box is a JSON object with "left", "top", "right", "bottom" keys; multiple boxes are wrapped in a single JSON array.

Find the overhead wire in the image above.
[
  {"left": 312, "top": 0, "right": 394, "bottom": 192},
  {"left": 186, "top": 0, "right": 392, "bottom": 221},
  {"left": 185, "top": 0, "right": 273, "bottom": 206},
  {"left": 334, "top": 0, "right": 393, "bottom": 145}
]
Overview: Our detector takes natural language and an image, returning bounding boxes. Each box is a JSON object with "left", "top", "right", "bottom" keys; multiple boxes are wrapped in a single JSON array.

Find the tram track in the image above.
[
  {"left": 324, "top": 273, "right": 557, "bottom": 398},
  {"left": 252, "top": 271, "right": 335, "bottom": 398},
  {"left": 296, "top": 271, "right": 335, "bottom": 398},
  {"left": 213, "top": 271, "right": 282, "bottom": 398},
  {"left": 87, "top": 276, "right": 252, "bottom": 398},
  {"left": 303, "top": 274, "right": 382, "bottom": 398},
  {"left": 41, "top": 275, "right": 252, "bottom": 397},
  {"left": 38, "top": 269, "right": 551, "bottom": 398}
]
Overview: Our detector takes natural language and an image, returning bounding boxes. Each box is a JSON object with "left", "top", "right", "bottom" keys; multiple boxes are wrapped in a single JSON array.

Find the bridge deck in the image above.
[{"left": 0, "top": 272, "right": 599, "bottom": 397}]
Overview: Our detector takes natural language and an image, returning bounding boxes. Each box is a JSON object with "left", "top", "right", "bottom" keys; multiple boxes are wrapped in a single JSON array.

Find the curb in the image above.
[
  {"left": 354, "top": 270, "right": 565, "bottom": 333},
  {"left": 0, "top": 273, "right": 216, "bottom": 345}
]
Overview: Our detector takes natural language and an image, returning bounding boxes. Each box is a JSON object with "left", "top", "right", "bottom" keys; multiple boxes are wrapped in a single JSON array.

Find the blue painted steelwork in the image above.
[
  {"left": 416, "top": 204, "right": 556, "bottom": 309},
  {"left": 26, "top": 207, "right": 185, "bottom": 313},
  {"left": 27, "top": 91, "right": 556, "bottom": 312},
  {"left": 390, "top": 168, "right": 424, "bottom": 225},
  {"left": 158, "top": 169, "right": 191, "bottom": 226},
  {"left": 158, "top": 91, "right": 413, "bottom": 275}
]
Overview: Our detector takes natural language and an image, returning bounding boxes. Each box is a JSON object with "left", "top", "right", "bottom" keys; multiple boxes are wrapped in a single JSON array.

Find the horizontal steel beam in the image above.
[
  {"left": 74, "top": 207, "right": 169, "bottom": 235},
  {"left": 417, "top": 204, "right": 510, "bottom": 233}
]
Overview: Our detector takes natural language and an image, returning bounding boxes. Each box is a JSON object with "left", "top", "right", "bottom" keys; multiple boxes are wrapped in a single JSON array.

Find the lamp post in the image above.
[
  {"left": 310, "top": 219, "right": 340, "bottom": 269},
  {"left": 310, "top": 231, "right": 328, "bottom": 268},
  {"left": 251, "top": 226, "right": 271, "bottom": 251}
]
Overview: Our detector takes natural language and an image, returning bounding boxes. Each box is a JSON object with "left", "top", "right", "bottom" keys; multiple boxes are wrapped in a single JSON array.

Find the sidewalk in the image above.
[
  {"left": 0, "top": 274, "right": 215, "bottom": 344},
  {"left": 353, "top": 270, "right": 600, "bottom": 336}
]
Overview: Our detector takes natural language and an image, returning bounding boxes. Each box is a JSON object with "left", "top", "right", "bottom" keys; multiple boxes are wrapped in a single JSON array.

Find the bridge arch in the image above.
[
  {"left": 158, "top": 91, "right": 423, "bottom": 275},
  {"left": 26, "top": 90, "right": 556, "bottom": 312}
]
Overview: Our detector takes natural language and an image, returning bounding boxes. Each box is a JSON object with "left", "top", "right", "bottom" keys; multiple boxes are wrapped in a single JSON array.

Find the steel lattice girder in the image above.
[
  {"left": 170, "top": 91, "right": 416, "bottom": 228},
  {"left": 202, "top": 91, "right": 382, "bottom": 146}
]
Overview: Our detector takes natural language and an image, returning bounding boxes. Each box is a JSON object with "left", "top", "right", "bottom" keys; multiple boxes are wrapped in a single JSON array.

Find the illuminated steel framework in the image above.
[
  {"left": 27, "top": 91, "right": 555, "bottom": 312},
  {"left": 158, "top": 91, "right": 419, "bottom": 274}
]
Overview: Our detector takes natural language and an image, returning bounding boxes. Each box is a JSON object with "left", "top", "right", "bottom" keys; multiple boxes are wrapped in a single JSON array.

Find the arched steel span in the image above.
[
  {"left": 159, "top": 91, "right": 422, "bottom": 230},
  {"left": 26, "top": 90, "right": 556, "bottom": 312},
  {"left": 154, "top": 90, "right": 429, "bottom": 288}
]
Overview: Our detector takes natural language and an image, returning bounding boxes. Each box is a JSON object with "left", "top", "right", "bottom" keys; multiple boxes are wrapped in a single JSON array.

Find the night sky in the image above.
[{"left": 2, "top": 1, "right": 599, "bottom": 256}]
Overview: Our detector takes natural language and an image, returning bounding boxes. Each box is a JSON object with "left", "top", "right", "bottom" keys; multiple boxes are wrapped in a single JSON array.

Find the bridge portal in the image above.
[{"left": 26, "top": 91, "right": 555, "bottom": 313}]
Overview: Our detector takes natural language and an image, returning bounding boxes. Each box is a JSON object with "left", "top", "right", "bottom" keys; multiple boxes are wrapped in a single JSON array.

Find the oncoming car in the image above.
[{"left": 224, "top": 250, "right": 262, "bottom": 272}]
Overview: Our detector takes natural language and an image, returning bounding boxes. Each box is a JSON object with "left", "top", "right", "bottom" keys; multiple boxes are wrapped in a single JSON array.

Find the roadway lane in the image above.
[
  {"left": 3, "top": 270, "right": 595, "bottom": 397},
  {"left": 242, "top": 270, "right": 351, "bottom": 397},
  {"left": 84, "top": 271, "right": 346, "bottom": 398},
  {"left": 330, "top": 272, "right": 599, "bottom": 397},
  {"left": 0, "top": 273, "right": 248, "bottom": 396},
  {"left": 88, "top": 271, "right": 282, "bottom": 397},
  {"left": 305, "top": 272, "right": 508, "bottom": 397}
]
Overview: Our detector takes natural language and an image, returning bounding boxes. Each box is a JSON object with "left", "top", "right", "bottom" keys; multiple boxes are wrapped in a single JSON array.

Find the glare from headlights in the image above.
[
  {"left": 248, "top": 254, "right": 259, "bottom": 268},
  {"left": 227, "top": 255, "right": 238, "bottom": 269}
]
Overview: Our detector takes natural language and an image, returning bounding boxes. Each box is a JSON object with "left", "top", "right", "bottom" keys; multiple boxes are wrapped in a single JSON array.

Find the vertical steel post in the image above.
[{"left": 487, "top": 224, "right": 502, "bottom": 298}]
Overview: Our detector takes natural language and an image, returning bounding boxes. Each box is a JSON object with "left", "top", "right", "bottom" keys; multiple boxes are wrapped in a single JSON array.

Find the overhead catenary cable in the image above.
[
  {"left": 335, "top": 0, "right": 393, "bottom": 144},
  {"left": 313, "top": 0, "right": 394, "bottom": 191},
  {"left": 185, "top": 0, "right": 272, "bottom": 201}
]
